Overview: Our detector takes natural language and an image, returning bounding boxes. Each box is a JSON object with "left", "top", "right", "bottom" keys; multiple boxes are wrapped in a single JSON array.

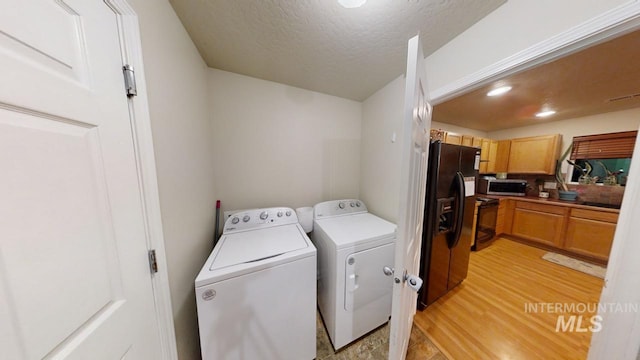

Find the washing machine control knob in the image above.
[
  {"left": 350, "top": 202, "right": 355, "bottom": 207},
  {"left": 231, "top": 216, "right": 240, "bottom": 224},
  {"left": 243, "top": 215, "right": 250, "bottom": 222},
  {"left": 277, "top": 211, "right": 283, "bottom": 217},
  {"left": 285, "top": 210, "right": 292, "bottom": 216},
  {"left": 338, "top": 202, "right": 345, "bottom": 209},
  {"left": 260, "top": 211, "right": 268, "bottom": 220},
  {"left": 356, "top": 201, "right": 361, "bottom": 207}
]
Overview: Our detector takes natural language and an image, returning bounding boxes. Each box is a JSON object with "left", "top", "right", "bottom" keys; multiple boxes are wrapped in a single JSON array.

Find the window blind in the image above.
[{"left": 570, "top": 131, "right": 638, "bottom": 160}]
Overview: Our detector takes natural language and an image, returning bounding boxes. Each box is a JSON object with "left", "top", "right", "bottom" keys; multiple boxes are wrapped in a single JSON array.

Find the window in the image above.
[
  {"left": 569, "top": 131, "right": 637, "bottom": 186},
  {"left": 570, "top": 158, "right": 631, "bottom": 185}
]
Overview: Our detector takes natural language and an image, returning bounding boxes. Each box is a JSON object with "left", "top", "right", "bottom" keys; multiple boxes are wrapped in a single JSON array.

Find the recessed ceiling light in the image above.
[
  {"left": 486, "top": 86, "right": 512, "bottom": 97},
  {"left": 338, "top": 0, "right": 367, "bottom": 8},
  {"left": 535, "top": 110, "right": 556, "bottom": 118}
]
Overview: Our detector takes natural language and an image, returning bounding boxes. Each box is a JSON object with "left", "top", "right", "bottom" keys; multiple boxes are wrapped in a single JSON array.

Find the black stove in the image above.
[{"left": 473, "top": 197, "right": 499, "bottom": 251}]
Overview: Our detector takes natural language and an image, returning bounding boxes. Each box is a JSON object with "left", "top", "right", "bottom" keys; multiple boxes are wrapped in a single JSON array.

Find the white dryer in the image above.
[
  {"left": 195, "top": 207, "right": 316, "bottom": 360},
  {"left": 311, "top": 199, "right": 396, "bottom": 350}
]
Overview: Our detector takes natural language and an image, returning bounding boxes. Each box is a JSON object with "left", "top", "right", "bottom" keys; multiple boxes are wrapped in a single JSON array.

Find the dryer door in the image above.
[{"left": 344, "top": 242, "right": 395, "bottom": 311}]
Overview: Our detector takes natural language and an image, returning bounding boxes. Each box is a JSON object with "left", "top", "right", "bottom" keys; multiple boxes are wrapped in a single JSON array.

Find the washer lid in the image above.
[
  {"left": 314, "top": 213, "right": 396, "bottom": 248},
  {"left": 210, "top": 224, "right": 309, "bottom": 270}
]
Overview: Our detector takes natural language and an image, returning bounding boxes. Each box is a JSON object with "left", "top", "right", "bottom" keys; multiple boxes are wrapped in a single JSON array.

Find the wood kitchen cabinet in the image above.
[
  {"left": 485, "top": 140, "right": 498, "bottom": 173},
  {"left": 506, "top": 199, "right": 618, "bottom": 263},
  {"left": 507, "top": 134, "right": 561, "bottom": 174},
  {"left": 432, "top": 133, "right": 561, "bottom": 175},
  {"left": 478, "top": 139, "right": 511, "bottom": 174},
  {"left": 444, "top": 131, "right": 463, "bottom": 145},
  {"left": 494, "top": 140, "right": 511, "bottom": 173},
  {"left": 486, "top": 140, "right": 511, "bottom": 173},
  {"left": 511, "top": 201, "right": 568, "bottom": 247},
  {"left": 564, "top": 208, "right": 618, "bottom": 262},
  {"left": 431, "top": 129, "right": 464, "bottom": 145},
  {"left": 461, "top": 135, "right": 474, "bottom": 146},
  {"left": 479, "top": 138, "right": 491, "bottom": 174},
  {"left": 495, "top": 198, "right": 512, "bottom": 236}
]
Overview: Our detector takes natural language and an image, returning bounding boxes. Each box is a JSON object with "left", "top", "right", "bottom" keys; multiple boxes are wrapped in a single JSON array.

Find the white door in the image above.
[
  {"left": 0, "top": 1, "right": 163, "bottom": 359},
  {"left": 388, "top": 35, "right": 431, "bottom": 360}
]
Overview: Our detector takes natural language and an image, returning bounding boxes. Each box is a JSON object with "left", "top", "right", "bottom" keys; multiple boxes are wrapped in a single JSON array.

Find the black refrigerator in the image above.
[{"left": 418, "top": 141, "right": 480, "bottom": 309}]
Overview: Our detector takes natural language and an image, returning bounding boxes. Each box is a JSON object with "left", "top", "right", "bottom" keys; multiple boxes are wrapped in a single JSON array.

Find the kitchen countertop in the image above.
[{"left": 480, "top": 194, "right": 621, "bottom": 214}]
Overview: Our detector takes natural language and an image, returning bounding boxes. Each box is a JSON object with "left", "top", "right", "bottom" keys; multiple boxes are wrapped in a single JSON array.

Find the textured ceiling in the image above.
[
  {"left": 433, "top": 29, "right": 640, "bottom": 131},
  {"left": 169, "top": 0, "right": 505, "bottom": 101}
]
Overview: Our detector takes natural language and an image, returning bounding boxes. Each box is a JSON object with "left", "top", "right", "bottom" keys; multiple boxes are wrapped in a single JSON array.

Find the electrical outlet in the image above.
[{"left": 544, "top": 181, "right": 557, "bottom": 189}]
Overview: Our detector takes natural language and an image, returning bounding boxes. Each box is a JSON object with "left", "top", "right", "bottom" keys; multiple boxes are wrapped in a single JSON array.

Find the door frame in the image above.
[
  {"left": 427, "top": 1, "right": 640, "bottom": 358},
  {"left": 104, "top": 1, "right": 178, "bottom": 359}
]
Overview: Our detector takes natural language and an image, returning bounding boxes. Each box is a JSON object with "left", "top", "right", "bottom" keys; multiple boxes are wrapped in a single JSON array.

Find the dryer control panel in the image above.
[
  {"left": 224, "top": 207, "right": 298, "bottom": 233},
  {"left": 313, "top": 199, "right": 368, "bottom": 219}
]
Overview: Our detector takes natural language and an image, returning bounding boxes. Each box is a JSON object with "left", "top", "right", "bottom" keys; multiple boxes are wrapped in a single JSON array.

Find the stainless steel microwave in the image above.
[{"left": 478, "top": 178, "right": 527, "bottom": 196}]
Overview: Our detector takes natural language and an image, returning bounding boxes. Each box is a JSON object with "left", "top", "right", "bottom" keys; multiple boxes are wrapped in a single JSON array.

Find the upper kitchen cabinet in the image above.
[
  {"left": 478, "top": 138, "right": 510, "bottom": 174},
  {"left": 435, "top": 133, "right": 561, "bottom": 174},
  {"left": 507, "top": 134, "right": 561, "bottom": 174},
  {"left": 431, "top": 129, "right": 464, "bottom": 145},
  {"left": 431, "top": 129, "right": 477, "bottom": 146},
  {"left": 461, "top": 135, "right": 474, "bottom": 146},
  {"left": 444, "top": 131, "right": 463, "bottom": 145},
  {"left": 487, "top": 140, "right": 511, "bottom": 173},
  {"left": 479, "top": 138, "right": 490, "bottom": 173}
]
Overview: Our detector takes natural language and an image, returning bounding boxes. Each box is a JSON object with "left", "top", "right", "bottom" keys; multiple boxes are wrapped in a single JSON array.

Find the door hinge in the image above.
[
  {"left": 122, "top": 64, "right": 137, "bottom": 97},
  {"left": 148, "top": 249, "right": 158, "bottom": 274}
]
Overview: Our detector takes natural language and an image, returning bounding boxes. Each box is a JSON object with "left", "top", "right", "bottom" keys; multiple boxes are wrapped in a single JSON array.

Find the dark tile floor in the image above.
[{"left": 315, "top": 312, "right": 447, "bottom": 360}]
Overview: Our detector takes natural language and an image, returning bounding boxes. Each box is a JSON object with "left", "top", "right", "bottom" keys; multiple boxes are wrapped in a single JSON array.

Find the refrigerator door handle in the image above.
[{"left": 449, "top": 171, "right": 466, "bottom": 248}]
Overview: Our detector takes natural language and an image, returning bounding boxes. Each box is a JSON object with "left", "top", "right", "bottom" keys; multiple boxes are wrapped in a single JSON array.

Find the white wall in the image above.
[
  {"left": 425, "top": 0, "right": 629, "bottom": 95},
  {"left": 360, "top": 76, "right": 492, "bottom": 223},
  {"left": 128, "top": 1, "right": 215, "bottom": 359},
  {"left": 209, "top": 69, "right": 362, "bottom": 212},
  {"left": 360, "top": 76, "right": 405, "bottom": 222},
  {"left": 360, "top": 75, "right": 496, "bottom": 223}
]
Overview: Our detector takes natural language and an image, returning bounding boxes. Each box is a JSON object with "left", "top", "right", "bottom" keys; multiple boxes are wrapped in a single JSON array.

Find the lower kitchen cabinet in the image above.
[
  {"left": 511, "top": 201, "right": 568, "bottom": 247},
  {"left": 564, "top": 209, "right": 618, "bottom": 261},
  {"left": 495, "top": 198, "right": 511, "bottom": 236},
  {"left": 508, "top": 200, "right": 618, "bottom": 263}
]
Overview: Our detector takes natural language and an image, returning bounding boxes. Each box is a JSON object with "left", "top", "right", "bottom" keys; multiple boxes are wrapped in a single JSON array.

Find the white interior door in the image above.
[
  {"left": 388, "top": 35, "right": 431, "bottom": 360},
  {"left": 0, "top": 1, "right": 163, "bottom": 359}
]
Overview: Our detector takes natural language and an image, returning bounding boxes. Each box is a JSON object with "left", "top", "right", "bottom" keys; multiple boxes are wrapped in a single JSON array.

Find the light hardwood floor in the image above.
[{"left": 414, "top": 238, "right": 604, "bottom": 360}]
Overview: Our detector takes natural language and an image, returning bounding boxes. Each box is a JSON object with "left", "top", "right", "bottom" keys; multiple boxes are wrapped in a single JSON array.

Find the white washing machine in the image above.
[
  {"left": 311, "top": 199, "right": 396, "bottom": 350},
  {"left": 195, "top": 207, "right": 316, "bottom": 360}
]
